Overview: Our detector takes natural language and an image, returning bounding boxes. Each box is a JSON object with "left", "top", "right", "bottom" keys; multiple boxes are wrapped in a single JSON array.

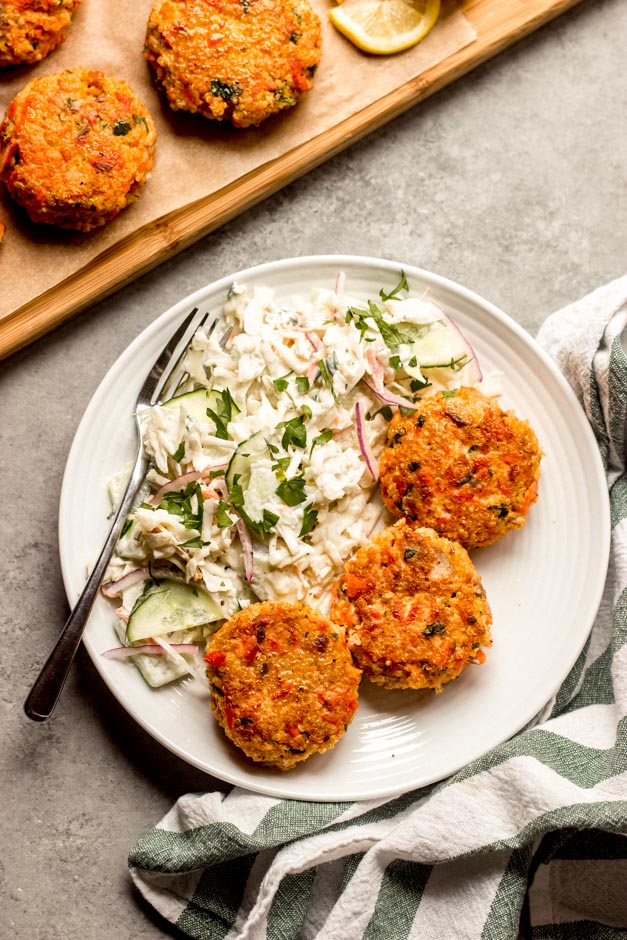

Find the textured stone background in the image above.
[{"left": 1, "top": 0, "right": 625, "bottom": 936}]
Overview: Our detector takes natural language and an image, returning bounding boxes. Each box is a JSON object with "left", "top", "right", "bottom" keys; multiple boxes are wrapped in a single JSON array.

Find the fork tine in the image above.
[
  {"left": 156, "top": 311, "right": 216, "bottom": 404},
  {"left": 142, "top": 307, "right": 211, "bottom": 406},
  {"left": 140, "top": 305, "right": 201, "bottom": 405}
]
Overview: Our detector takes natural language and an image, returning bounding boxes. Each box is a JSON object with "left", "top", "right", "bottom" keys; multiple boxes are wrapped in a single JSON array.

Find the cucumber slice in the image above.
[
  {"left": 225, "top": 433, "right": 282, "bottom": 533},
  {"left": 108, "top": 461, "right": 134, "bottom": 510},
  {"left": 225, "top": 431, "right": 268, "bottom": 491},
  {"left": 161, "top": 388, "right": 223, "bottom": 426},
  {"left": 406, "top": 319, "right": 468, "bottom": 367},
  {"left": 126, "top": 580, "right": 223, "bottom": 643},
  {"left": 116, "top": 521, "right": 146, "bottom": 562},
  {"left": 400, "top": 312, "right": 481, "bottom": 383}
]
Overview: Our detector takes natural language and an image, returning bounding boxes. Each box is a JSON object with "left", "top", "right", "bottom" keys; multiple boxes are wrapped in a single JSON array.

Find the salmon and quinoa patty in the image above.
[
  {"left": 145, "top": 0, "right": 322, "bottom": 128},
  {"left": 204, "top": 601, "right": 361, "bottom": 770},
  {"left": 0, "top": 68, "right": 156, "bottom": 231},
  {"left": 0, "top": 0, "right": 82, "bottom": 68},
  {"left": 331, "top": 520, "right": 492, "bottom": 693},
  {"left": 379, "top": 387, "right": 541, "bottom": 549}
]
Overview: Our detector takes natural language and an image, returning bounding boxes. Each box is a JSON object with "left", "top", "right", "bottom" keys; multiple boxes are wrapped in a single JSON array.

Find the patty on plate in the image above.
[
  {"left": 0, "top": 0, "right": 82, "bottom": 67},
  {"left": 204, "top": 601, "right": 361, "bottom": 770},
  {"left": 144, "top": 0, "right": 322, "bottom": 128},
  {"left": 331, "top": 520, "right": 492, "bottom": 693},
  {"left": 0, "top": 68, "right": 156, "bottom": 231},
  {"left": 379, "top": 387, "right": 541, "bottom": 549}
]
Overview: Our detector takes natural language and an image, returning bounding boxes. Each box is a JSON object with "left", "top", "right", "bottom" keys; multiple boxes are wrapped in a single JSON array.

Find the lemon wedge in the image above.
[{"left": 329, "top": 0, "right": 440, "bottom": 55}]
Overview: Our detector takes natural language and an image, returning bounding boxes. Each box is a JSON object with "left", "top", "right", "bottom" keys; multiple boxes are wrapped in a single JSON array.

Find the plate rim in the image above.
[{"left": 58, "top": 254, "right": 611, "bottom": 801}]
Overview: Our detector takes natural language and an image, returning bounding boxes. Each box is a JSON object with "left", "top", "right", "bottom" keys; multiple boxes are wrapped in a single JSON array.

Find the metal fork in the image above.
[{"left": 24, "top": 306, "right": 213, "bottom": 722}]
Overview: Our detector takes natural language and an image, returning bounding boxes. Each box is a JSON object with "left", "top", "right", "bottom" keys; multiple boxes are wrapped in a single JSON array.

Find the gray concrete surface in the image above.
[{"left": 1, "top": 0, "right": 626, "bottom": 936}]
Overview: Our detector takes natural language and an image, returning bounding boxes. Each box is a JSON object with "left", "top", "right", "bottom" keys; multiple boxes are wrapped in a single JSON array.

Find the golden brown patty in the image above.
[
  {"left": 331, "top": 520, "right": 492, "bottom": 693},
  {"left": 379, "top": 387, "right": 541, "bottom": 549},
  {"left": 204, "top": 601, "right": 361, "bottom": 770},
  {"left": 0, "top": 68, "right": 156, "bottom": 231},
  {"left": 0, "top": 0, "right": 82, "bottom": 67},
  {"left": 145, "top": 0, "right": 322, "bottom": 128}
]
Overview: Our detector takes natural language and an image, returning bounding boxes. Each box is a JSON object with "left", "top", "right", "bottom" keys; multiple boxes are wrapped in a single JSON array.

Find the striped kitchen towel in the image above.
[{"left": 129, "top": 277, "right": 627, "bottom": 940}]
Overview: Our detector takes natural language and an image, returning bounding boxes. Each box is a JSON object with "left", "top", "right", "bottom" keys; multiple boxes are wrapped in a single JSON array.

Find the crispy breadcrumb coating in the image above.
[
  {"left": 331, "top": 520, "right": 492, "bottom": 693},
  {"left": 379, "top": 387, "right": 541, "bottom": 549},
  {"left": 0, "top": 68, "right": 156, "bottom": 231},
  {"left": 145, "top": 0, "right": 321, "bottom": 128},
  {"left": 205, "top": 601, "right": 361, "bottom": 769},
  {"left": 0, "top": 0, "right": 82, "bottom": 67}
]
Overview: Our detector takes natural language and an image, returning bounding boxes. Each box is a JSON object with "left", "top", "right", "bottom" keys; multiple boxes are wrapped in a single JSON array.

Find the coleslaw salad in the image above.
[{"left": 102, "top": 270, "right": 500, "bottom": 686}]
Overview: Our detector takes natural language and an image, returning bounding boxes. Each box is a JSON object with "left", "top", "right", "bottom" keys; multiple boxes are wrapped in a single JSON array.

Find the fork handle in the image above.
[{"left": 24, "top": 452, "right": 148, "bottom": 721}]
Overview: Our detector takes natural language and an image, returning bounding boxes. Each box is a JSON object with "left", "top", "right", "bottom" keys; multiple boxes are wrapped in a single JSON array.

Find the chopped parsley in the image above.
[
  {"left": 317, "top": 356, "right": 337, "bottom": 401},
  {"left": 367, "top": 405, "right": 393, "bottom": 422},
  {"left": 311, "top": 428, "right": 333, "bottom": 452},
  {"left": 411, "top": 377, "right": 431, "bottom": 394},
  {"left": 121, "top": 518, "right": 133, "bottom": 537},
  {"left": 272, "top": 456, "right": 291, "bottom": 475},
  {"left": 206, "top": 388, "right": 240, "bottom": 440},
  {"left": 172, "top": 441, "right": 185, "bottom": 462},
  {"left": 277, "top": 414, "right": 307, "bottom": 450},
  {"left": 295, "top": 375, "right": 310, "bottom": 394},
  {"left": 215, "top": 500, "right": 235, "bottom": 528},
  {"left": 345, "top": 308, "right": 371, "bottom": 339},
  {"left": 379, "top": 270, "right": 409, "bottom": 301},
  {"left": 158, "top": 481, "right": 204, "bottom": 531},
  {"left": 273, "top": 373, "right": 291, "bottom": 393},
  {"left": 210, "top": 79, "right": 242, "bottom": 101},
  {"left": 347, "top": 301, "right": 433, "bottom": 349},
  {"left": 230, "top": 482, "right": 279, "bottom": 536},
  {"left": 422, "top": 354, "right": 469, "bottom": 372},
  {"left": 299, "top": 504, "right": 319, "bottom": 538},
  {"left": 423, "top": 621, "right": 446, "bottom": 637},
  {"left": 113, "top": 119, "right": 131, "bottom": 136},
  {"left": 276, "top": 474, "right": 307, "bottom": 507},
  {"left": 181, "top": 536, "right": 204, "bottom": 549}
]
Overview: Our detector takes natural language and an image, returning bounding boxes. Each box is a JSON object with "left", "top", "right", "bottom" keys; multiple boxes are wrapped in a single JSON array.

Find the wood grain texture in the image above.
[{"left": 0, "top": 0, "right": 585, "bottom": 360}]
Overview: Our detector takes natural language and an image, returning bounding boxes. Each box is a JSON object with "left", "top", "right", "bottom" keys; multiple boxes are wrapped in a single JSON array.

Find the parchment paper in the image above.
[{"left": 0, "top": 0, "right": 475, "bottom": 317}]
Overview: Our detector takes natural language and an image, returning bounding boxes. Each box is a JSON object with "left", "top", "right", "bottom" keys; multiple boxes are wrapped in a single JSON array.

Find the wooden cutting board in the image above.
[{"left": 0, "top": 0, "right": 585, "bottom": 360}]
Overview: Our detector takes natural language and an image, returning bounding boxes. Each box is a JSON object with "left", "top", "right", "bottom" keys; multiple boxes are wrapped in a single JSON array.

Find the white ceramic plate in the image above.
[{"left": 59, "top": 256, "right": 610, "bottom": 801}]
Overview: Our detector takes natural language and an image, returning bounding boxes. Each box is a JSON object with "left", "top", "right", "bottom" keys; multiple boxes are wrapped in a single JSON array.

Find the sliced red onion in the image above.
[
  {"left": 102, "top": 565, "right": 187, "bottom": 598},
  {"left": 355, "top": 401, "right": 379, "bottom": 481},
  {"left": 149, "top": 471, "right": 203, "bottom": 505},
  {"left": 365, "top": 346, "right": 386, "bottom": 389},
  {"left": 335, "top": 270, "right": 345, "bottom": 301},
  {"left": 154, "top": 636, "right": 204, "bottom": 681},
  {"left": 203, "top": 461, "right": 229, "bottom": 475},
  {"left": 307, "top": 359, "right": 319, "bottom": 384},
  {"left": 361, "top": 377, "right": 414, "bottom": 409},
  {"left": 235, "top": 518, "right": 254, "bottom": 582},
  {"left": 102, "top": 643, "right": 199, "bottom": 660},
  {"left": 102, "top": 568, "right": 149, "bottom": 597},
  {"left": 305, "top": 331, "right": 322, "bottom": 352}
]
